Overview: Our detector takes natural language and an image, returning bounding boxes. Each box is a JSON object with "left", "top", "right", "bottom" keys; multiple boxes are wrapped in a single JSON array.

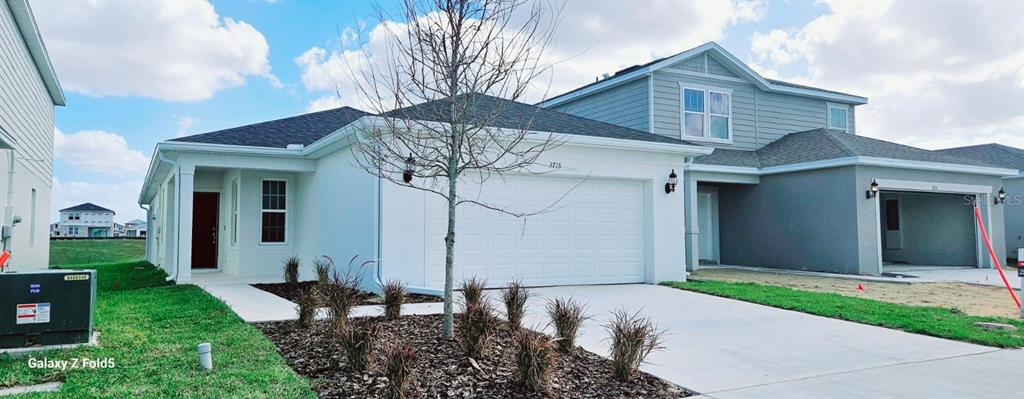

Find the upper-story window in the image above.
[
  {"left": 260, "top": 180, "right": 287, "bottom": 244},
  {"left": 67, "top": 212, "right": 80, "bottom": 221},
  {"left": 827, "top": 103, "right": 850, "bottom": 132},
  {"left": 682, "top": 86, "right": 731, "bottom": 142}
]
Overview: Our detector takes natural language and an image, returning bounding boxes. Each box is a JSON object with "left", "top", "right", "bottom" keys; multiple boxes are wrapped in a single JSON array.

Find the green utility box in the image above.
[{"left": 0, "top": 269, "right": 96, "bottom": 349}]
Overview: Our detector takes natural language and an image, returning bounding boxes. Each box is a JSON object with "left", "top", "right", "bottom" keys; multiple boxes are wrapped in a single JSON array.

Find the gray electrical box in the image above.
[{"left": 0, "top": 269, "right": 96, "bottom": 349}]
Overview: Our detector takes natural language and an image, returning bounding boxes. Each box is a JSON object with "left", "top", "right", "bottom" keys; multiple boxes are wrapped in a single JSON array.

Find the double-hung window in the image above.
[
  {"left": 683, "top": 87, "right": 731, "bottom": 141},
  {"left": 68, "top": 226, "right": 79, "bottom": 235},
  {"left": 260, "top": 180, "right": 286, "bottom": 243},
  {"left": 828, "top": 103, "right": 850, "bottom": 132}
]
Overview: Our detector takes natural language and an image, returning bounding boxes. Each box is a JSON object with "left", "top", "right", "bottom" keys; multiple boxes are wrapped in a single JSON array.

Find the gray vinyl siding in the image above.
[
  {"left": 0, "top": 4, "right": 54, "bottom": 184},
  {"left": 706, "top": 56, "right": 739, "bottom": 78},
  {"left": 651, "top": 69, "right": 759, "bottom": 149},
  {"left": 652, "top": 53, "right": 856, "bottom": 150},
  {"left": 548, "top": 77, "right": 649, "bottom": 131}
]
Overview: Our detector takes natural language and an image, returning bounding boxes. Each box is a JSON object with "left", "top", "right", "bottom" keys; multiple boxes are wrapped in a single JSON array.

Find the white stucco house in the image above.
[
  {"left": 138, "top": 96, "right": 711, "bottom": 289},
  {"left": 52, "top": 202, "right": 116, "bottom": 238},
  {"left": 0, "top": 0, "right": 65, "bottom": 268}
]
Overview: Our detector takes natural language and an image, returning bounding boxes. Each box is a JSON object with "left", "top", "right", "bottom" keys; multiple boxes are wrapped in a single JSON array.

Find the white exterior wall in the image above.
[
  {"left": 379, "top": 143, "right": 688, "bottom": 290},
  {"left": 0, "top": 3, "right": 56, "bottom": 269}
]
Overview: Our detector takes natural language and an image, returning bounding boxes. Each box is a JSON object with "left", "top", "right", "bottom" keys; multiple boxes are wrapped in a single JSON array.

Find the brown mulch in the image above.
[
  {"left": 255, "top": 314, "right": 689, "bottom": 398},
  {"left": 251, "top": 281, "right": 442, "bottom": 305}
]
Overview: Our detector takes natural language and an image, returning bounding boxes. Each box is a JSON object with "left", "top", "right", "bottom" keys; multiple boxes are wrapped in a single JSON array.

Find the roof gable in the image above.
[{"left": 540, "top": 42, "right": 867, "bottom": 108}]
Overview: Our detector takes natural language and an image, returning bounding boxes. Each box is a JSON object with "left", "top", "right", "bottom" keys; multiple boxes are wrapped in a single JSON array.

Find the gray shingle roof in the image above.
[
  {"left": 385, "top": 93, "right": 698, "bottom": 145},
  {"left": 61, "top": 202, "right": 114, "bottom": 213},
  {"left": 936, "top": 144, "right": 1024, "bottom": 172},
  {"left": 694, "top": 129, "right": 1005, "bottom": 169},
  {"left": 170, "top": 106, "right": 370, "bottom": 148}
]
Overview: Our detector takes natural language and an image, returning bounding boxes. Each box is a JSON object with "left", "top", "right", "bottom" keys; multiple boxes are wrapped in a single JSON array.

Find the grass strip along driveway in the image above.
[
  {"left": 663, "top": 280, "right": 1024, "bottom": 348},
  {"left": 0, "top": 259, "right": 315, "bottom": 398}
]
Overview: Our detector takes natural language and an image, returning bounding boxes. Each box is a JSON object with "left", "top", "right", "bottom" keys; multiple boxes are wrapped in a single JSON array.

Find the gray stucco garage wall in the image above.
[
  {"left": 879, "top": 192, "right": 977, "bottom": 266},
  {"left": 716, "top": 167, "right": 863, "bottom": 274},
  {"left": 854, "top": 166, "right": 1006, "bottom": 273},
  {"left": 1005, "top": 177, "right": 1024, "bottom": 260}
]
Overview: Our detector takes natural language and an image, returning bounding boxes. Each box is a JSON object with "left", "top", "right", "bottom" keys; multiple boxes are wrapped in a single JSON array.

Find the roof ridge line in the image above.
[{"left": 818, "top": 129, "right": 859, "bottom": 157}]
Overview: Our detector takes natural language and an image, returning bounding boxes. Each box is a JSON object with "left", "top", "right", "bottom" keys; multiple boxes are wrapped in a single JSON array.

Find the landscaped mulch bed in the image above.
[
  {"left": 256, "top": 314, "right": 688, "bottom": 398},
  {"left": 252, "top": 281, "right": 442, "bottom": 305}
]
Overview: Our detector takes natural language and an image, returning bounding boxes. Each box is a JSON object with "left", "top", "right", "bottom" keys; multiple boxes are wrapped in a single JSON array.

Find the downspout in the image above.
[
  {"left": 155, "top": 151, "right": 180, "bottom": 282},
  {"left": 138, "top": 203, "right": 149, "bottom": 261},
  {"left": 2, "top": 151, "right": 15, "bottom": 252}
]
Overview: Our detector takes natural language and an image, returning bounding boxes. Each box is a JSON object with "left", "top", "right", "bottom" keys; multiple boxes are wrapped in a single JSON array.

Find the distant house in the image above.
[
  {"left": 113, "top": 222, "right": 126, "bottom": 237},
  {"left": 54, "top": 203, "right": 115, "bottom": 238},
  {"left": 124, "top": 219, "right": 147, "bottom": 238}
]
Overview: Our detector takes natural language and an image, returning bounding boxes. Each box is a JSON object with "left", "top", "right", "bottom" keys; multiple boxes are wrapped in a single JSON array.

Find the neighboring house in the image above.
[
  {"left": 540, "top": 42, "right": 1016, "bottom": 275},
  {"left": 937, "top": 144, "right": 1024, "bottom": 261},
  {"left": 0, "top": 0, "right": 65, "bottom": 268},
  {"left": 48, "top": 222, "right": 58, "bottom": 237},
  {"left": 138, "top": 97, "right": 711, "bottom": 286},
  {"left": 55, "top": 203, "right": 116, "bottom": 238},
  {"left": 125, "top": 218, "right": 147, "bottom": 238},
  {"left": 112, "top": 222, "right": 125, "bottom": 237}
]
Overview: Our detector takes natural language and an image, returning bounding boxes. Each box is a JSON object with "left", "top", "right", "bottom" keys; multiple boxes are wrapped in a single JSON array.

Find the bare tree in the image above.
[{"left": 350, "top": 0, "right": 564, "bottom": 337}]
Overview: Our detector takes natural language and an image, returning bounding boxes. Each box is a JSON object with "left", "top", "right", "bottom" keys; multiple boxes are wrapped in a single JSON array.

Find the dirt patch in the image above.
[
  {"left": 251, "top": 282, "right": 442, "bottom": 305},
  {"left": 690, "top": 268, "right": 1021, "bottom": 319},
  {"left": 255, "top": 314, "right": 688, "bottom": 398}
]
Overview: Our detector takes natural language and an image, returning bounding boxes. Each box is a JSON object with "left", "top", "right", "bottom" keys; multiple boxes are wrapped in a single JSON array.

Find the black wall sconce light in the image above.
[
  {"left": 402, "top": 154, "right": 415, "bottom": 183},
  {"left": 865, "top": 179, "right": 879, "bottom": 199},
  {"left": 995, "top": 187, "right": 1007, "bottom": 205},
  {"left": 665, "top": 169, "right": 678, "bottom": 194}
]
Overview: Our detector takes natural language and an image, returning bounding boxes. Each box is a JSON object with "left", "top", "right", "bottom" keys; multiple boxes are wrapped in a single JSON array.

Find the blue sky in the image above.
[{"left": 31, "top": 0, "right": 1024, "bottom": 222}]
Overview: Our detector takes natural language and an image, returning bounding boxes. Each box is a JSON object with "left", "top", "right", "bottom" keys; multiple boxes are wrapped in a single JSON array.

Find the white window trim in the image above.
[
  {"left": 259, "top": 178, "right": 288, "bottom": 245},
  {"left": 679, "top": 83, "right": 734, "bottom": 144},
  {"left": 230, "top": 178, "right": 239, "bottom": 247},
  {"left": 827, "top": 102, "right": 851, "bottom": 133}
]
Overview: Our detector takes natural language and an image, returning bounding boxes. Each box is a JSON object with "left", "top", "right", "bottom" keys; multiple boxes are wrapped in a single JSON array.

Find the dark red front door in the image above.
[{"left": 192, "top": 192, "right": 219, "bottom": 269}]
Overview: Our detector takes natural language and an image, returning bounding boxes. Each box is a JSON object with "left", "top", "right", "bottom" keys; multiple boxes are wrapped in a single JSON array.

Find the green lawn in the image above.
[
  {"left": 48, "top": 240, "right": 146, "bottom": 267},
  {"left": 2, "top": 243, "right": 315, "bottom": 398},
  {"left": 663, "top": 280, "right": 1024, "bottom": 348}
]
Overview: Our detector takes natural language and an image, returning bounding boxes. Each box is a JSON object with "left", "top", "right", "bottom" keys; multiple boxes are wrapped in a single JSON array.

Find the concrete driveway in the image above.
[{"left": 509, "top": 284, "right": 1024, "bottom": 398}]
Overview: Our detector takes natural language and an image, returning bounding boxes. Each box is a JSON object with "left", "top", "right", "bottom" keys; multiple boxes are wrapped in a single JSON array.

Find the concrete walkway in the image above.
[
  {"left": 511, "top": 284, "right": 1024, "bottom": 398},
  {"left": 197, "top": 282, "right": 444, "bottom": 322}
]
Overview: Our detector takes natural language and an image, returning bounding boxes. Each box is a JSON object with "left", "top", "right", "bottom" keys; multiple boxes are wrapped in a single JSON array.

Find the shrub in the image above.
[
  {"left": 337, "top": 321, "right": 380, "bottom": 371},
  {"left": 606, "top": 309, "right": 664, "bottom": 381},
  {"left": 513, "top": 331, "right": 555, "bottom": 394},
  {"left": 501, "top": 281, "right": 530, "bottom": 330},
  {"left": 294, "top": 289, "right": 318, "bottom": 329},
  {"left": 384, "top": 341, "right": 416, "bottom": 399},
  {"left": 382, "top": 279, "right": 407, "bottom": 320},
  {"left": 457, "top": 300, "right": 499, "bottom": 358},
  {"left": 319, "top": 267, "right": 365, "bottom": 332},
  {"left": 460, "top": 277, "right": 486, "bottom": 308},
  {"left": 313, "top": 255, "right": 334, "bottom": 287},
  {"left": 546, "top": 297, "right": 587, "bottom": 352},
  {"left": 283, "top": 256, "right": 300, "bottom": 285}
]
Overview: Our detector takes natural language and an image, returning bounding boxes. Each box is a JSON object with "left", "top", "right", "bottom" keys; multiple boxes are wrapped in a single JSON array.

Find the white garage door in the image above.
[{"left": 425, "top": 175, "right": 645, "bottom": 288}]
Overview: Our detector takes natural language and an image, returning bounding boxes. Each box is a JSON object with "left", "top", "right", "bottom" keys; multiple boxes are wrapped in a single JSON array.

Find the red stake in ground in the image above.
[{"left": 974, "top": 206, "right": 1020, "bottom": 308}]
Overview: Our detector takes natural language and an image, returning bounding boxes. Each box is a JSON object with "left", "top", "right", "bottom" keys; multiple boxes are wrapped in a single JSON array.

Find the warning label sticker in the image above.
[{"left": 16, "top": 303, "right": 51, "bottom": 324}]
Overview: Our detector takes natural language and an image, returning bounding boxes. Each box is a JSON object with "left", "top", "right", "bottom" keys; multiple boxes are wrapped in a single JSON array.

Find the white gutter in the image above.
[
  {"left": 155, "top": 152, "right": 180, "bottom": 282},
  {"left": 682, "top": 156, "right": 1018, "bottom": 177}
]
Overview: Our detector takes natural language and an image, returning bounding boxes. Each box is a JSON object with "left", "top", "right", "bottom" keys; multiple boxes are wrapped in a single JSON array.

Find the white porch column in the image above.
[
  {"left": 175, "top": 163, "right": 195, "bottom": 284},
  {"left": 683, "top": 175, "right": 700, "bottom": 271}
]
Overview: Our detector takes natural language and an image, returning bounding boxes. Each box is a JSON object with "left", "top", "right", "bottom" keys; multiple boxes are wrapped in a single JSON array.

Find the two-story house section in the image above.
[
  {"left": 541, "top": 42, "right": 1017, "bottom": 276},
  {"left": 56, "top": 202, "right": 116, "bottom": 238}
]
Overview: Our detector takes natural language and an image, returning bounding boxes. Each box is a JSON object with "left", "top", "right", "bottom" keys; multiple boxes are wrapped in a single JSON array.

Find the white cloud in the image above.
[
  {"left": 175, "top": 116, "right": 199, "bottom": 138},
  {"left": 749, "top": 0, "right": 1024, "bottom": 149},
  {"left": 53, "top": 129, "right": 149, "bottom": 176},
  {"left": 32, "top": 0, "right": 276, "bottom": 101},
  {"left": 51, "top": 178, "right": 145, "bottom": 223},
  {"left": 296, "top": 0, "right": 767, "bottom": 109}
]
